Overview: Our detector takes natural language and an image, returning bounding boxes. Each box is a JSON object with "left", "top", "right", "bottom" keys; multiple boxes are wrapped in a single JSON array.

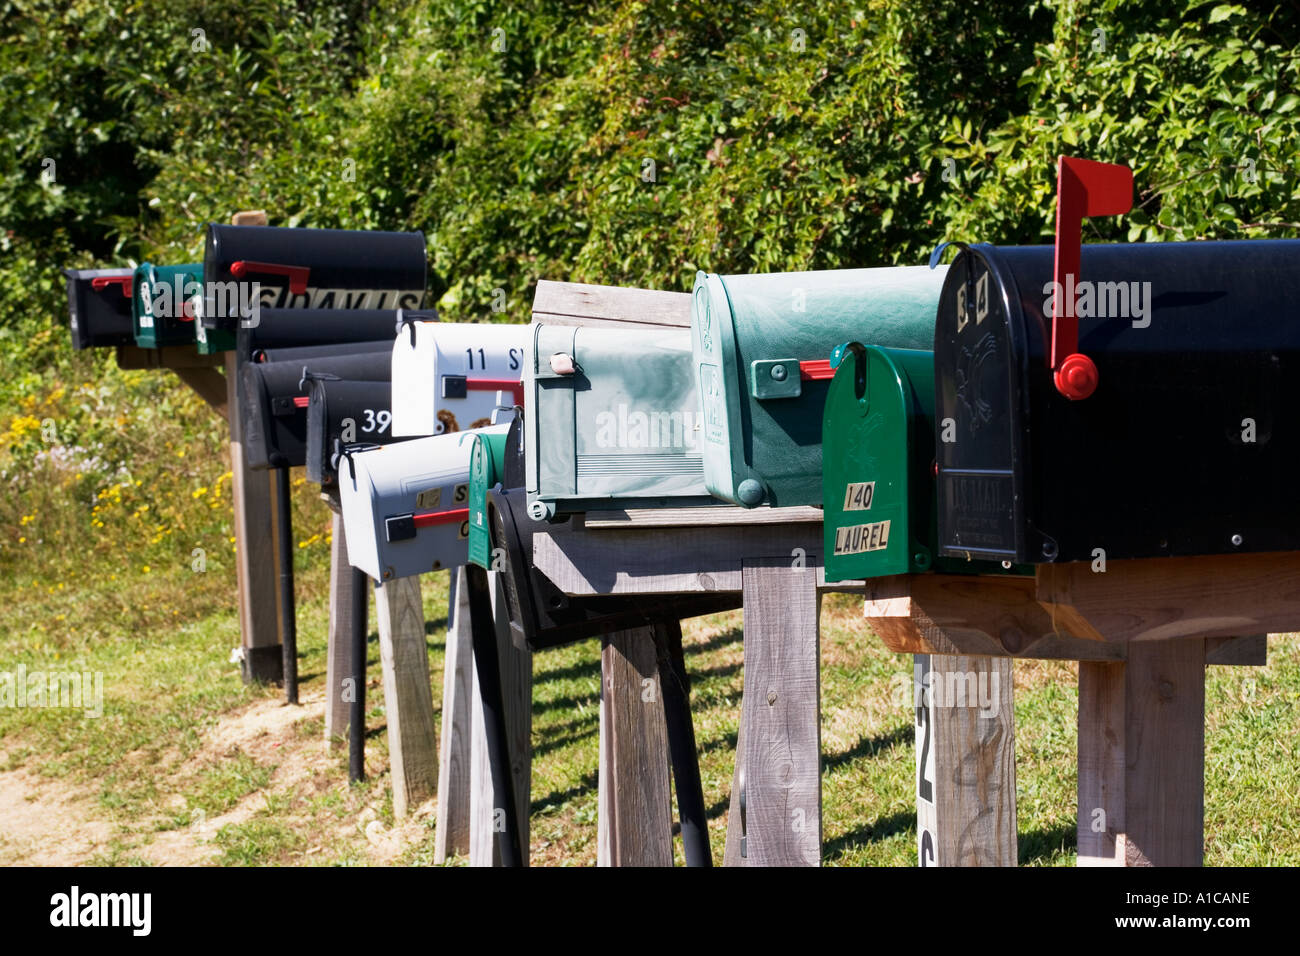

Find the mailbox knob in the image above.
[
  {"left": 1054, "top": 352, "right": 1098, "bottom": 401},
  {"left": 737, "top": 478, "right": 765, "bottom": 507}
]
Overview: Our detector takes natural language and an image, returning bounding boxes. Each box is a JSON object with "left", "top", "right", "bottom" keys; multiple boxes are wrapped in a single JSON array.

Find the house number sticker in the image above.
[{"left": 842, "top": 481, "right": 875, "bottom": 511}]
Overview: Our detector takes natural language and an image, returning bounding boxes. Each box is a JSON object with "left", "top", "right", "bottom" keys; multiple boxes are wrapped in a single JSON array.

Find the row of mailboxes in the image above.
[
  {"left": 390, "top": 319, "right": 527, "bottom": 437},
  {"left": 338, "top": 424, "right": 511, "bottom": 581}
]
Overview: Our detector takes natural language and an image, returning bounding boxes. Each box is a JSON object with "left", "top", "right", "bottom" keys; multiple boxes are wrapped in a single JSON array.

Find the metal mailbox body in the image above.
[
  {"left": 304, "top": 378, "right": 405, "bottom": 488},
  {"left": 525, "top": 323, "right": 712, "bottom": 519},
  {"left": 202, "top": 224, "right": 426, "bottom": 331},
  {"left": 338, "top": 425, "right": 510, "bottom": 581},
  {"left": 63, "top": 267, "right": 135, "bottom": 349},
  {"left": 241, "top": 349, "right": 392, "bottom": 469},
  {"left": 390, "top": 320, "right": 527, "bottom": 437},
  {"left": 934, "top": 239, "right": 1300, "bottom": 564},
  {"left": 132, "top": 263, "right": 204, "bottom": 349},
  {"left": 240, "top": 308, "right": 405, "bottom": 357},
  {"left": 691, "top": 266, "right": 945, "bottom": 508}
]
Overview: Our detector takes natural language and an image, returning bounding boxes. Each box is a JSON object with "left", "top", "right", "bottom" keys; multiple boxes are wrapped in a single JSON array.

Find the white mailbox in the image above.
[
  {"left": 390, "top": 318, "right": 528, "bottom": 436},
  {"left": 339, "top": 424, "right": 511, "bottom": 581}
]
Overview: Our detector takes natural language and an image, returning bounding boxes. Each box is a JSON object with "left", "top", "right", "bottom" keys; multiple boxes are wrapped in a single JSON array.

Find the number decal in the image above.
[
  {"left": 453, "top": 483, "right": 468, "bottom": 504},
  {"left": 917, "top": 697, "right": 933, "bottom": 804},
  {"left": 361, "top": 409, "right": 392, "bottom": 434},
  {"left": 509, "top": 348, "right": 521, "bottom": 370}
]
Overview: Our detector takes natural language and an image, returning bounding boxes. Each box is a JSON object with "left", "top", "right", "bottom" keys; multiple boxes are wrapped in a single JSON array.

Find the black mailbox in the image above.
[
  {"left": 252, "top": 340, "right": 393, "bottom": 365},
  {"left": 935, "top": 158, "right": 1300, "bottom": 564},
  {"left": 203, "top": 225, "right": 427, "bottom": 330},
  {"left": 305, "top": 378, "right": 408, "bottom": 488},
  {"left": 241, "top": 349, "right": 392, "bottom": 469},
  {"left": 240, "top": 307, "right": 411, "bottom": 356},
  {"left": 63, "top": 267, "right": 135, "bottom": 349}
]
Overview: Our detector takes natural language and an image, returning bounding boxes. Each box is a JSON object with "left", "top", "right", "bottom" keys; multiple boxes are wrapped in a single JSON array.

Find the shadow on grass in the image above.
[
  {"left": 532, "top": 726, "right": 598, "bottom": 759},
  {"left": 823, "top": 724, "right": 911, "bottom": 773},
  {"left": 1019, "top": 820, "right": 1076, "bottom": 865},
  {"left": 531, "top": 768, "right": 599, "bottom": 815},
  {"left": 822, "top": 811, "right": 916, "bottom": 861},
  {"left": 531, "top": 655, "right": 601, "bottom": 686}
]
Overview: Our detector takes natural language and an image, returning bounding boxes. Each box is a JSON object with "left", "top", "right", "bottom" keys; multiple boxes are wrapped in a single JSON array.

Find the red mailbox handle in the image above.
[
  {"left": 798, "top": 359, "right": 836, "bottom": 381},
  {"left": 412, "top": 507, "right": 469, "bottom": 529},
  {"left": 230, "top": 260, "right": 311, "bottom": 295},
  {"left": 293, "top": 395, "right": 310, "bottom": 409},
  {"left": 466, "top": 377, "right": 525, "bottom": 406},
  {"left": 1049, "top": 156, "right": 1133, "bottom": 400},
  {"left": 91, "top": 275, "right": 133, "bottom": 297}
]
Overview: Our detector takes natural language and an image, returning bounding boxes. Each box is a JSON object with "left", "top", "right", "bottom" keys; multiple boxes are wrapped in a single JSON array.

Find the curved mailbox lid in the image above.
[
  {"left": 64, "top": 267, "right": 135, "bottom": 350},
  {"left": 691, "top": 265, "right": 945, "bottom": 509},
  {"left": 338, "top": 424, "right": 511, "bottom": 581},
  {"left": 132, "top": 262, "right": 204, "bottom": 349},
  {"left": 525, "top": 322, "right": 713, "bottom": 521},
  {"left": 390, "top": 320, "right": 527, "bottom": 437},
  {"left": 934, "top": 239, "right": 1300, "bottom": 563},
  {"left": 240, "top": 308, "right": 404, "bottom": 355},
  {"left": 202, "top": 224, "right": 426, "bottom": 330}
]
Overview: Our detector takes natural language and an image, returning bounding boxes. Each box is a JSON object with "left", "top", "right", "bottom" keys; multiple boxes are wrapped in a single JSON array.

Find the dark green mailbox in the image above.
[
  {"left": 691, "top": 266, "right": 944, "bottom": 509},
  {"left": 132, "top": 263, "right": 204, "bottom": 350}
]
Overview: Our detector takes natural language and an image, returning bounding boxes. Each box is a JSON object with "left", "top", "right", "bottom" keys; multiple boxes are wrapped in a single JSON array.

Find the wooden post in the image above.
[
  {"left": 225, "top": 209, "right": 283, "bottom": 683},
  {"left": 325, "top": 513, "right": 360, "bottom": 746},
  {"left": 435, "top": 567, "right": 474, "bottom": 862},
  {"left": 597, "top": 627, "right": 673, "bottom": 866},
  {"left": 914, "top": 655, "right": 1017, "bottom": 866},
  {"left": 374, "top": 575, "right": 437, "bottom": 818},
  {"left": 468, "top": 571, "right": 532, "bottom": 865},
  {"left": 1078, "top": 639, "right": 1206, "bottom": 866},
  {"left": 723, "top": 557, "right": 821, "bottom": 866}
]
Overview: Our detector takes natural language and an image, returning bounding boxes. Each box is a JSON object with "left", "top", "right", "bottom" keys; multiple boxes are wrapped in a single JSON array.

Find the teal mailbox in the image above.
[
  {"left": 524, "top": 323, "right": 713, "bottom": 520},
  {"left": 690, "top": 266, "right": 945, "bottom": 508}
]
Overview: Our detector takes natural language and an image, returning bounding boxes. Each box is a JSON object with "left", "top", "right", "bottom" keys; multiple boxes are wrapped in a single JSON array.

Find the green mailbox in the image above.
[
  {"left": 691, "top": 266, "right": 944, "bottom": 509},
  {"left": 822, "top": 342, "right": 1025, "bottom": 582},
  {"left": 467, "top": 428, "right": 510, "bottom": 570},
  {"left": 132, "top": 263, "right": 205, "bottom": 350}
]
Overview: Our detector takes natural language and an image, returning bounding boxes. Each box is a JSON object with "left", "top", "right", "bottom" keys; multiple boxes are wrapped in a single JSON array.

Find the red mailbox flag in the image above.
[{"left": 1050, "top": 156, "right": 1133, "bottom": 399}]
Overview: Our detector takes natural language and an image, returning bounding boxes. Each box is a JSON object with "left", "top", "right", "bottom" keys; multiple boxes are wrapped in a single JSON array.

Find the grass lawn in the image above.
[{"left": 1, "top": 531, "right": 1298, "bottom": 866}]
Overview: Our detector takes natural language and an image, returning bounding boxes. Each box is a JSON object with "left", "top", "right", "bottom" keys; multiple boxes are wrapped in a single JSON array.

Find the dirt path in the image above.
[{"left": 0, "top": 689, "right": 436, "bottom": 866}]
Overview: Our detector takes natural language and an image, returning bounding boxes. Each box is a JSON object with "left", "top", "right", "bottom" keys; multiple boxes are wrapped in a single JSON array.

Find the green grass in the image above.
[{"left": 1, "top": 526, "right": 1298, "bottom": 865}]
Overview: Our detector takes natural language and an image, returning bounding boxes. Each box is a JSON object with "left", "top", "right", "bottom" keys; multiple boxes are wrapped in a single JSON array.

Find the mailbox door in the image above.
[
  {"left": 692, "top": 265, "right": 945, "bottom": 508},
  {"left": 132, "top": 263, "right": 204, "bottom": 349},
  {"left": 823, "top": 345, "right": 918, "bottom": 581},
  {"left": 241, "top": 349, "right": 393, "bottom": 470},
  {"left": 64, "top": 268, "right": 135, "bottom": 350},
  {"left": 304, "top": 379, "right": 401, "bottom": 486},
  {"left": 338, "top": 425, "right": 509, "bottom": 580},
  {"left": 390, "top": 321, "right": 527, "bottom": 437},
  {"left": 467, "top": 430, "right": 509, "bottom": 569},
  {"left": 203, "top": 225, "right": 426, "bottom": 329},
  {"left": 526, "top": 324, "right": 713, "bottom": 518}
]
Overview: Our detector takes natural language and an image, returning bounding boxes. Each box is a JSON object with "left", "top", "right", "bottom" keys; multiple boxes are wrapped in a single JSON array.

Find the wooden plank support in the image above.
[
  {"left": 374, "top": 575, "right": 437, "bottom": 818},
  {"left": 324, "top": 513, "right": 361, "bottom": 747},
  {"left": 914, "top": 655, "right": 1017, "bottom": 866},
  {"left": 722, "top": 558, "right": 821, "bottom": 866},
  {"left": 469, "top": 571, "right": 532, "bottom": 865},
  {"left": 532, "top": 280, "right": 691, "bottom": 329},
  {"left": 435, "top": 567, "right": 474, "bottom": 862},
  {"left": 597, "top": 627, "right": 673, "bottom": 866},
  {"left": 1078, "top": 639, "right": 1206, "bottom": 866}
]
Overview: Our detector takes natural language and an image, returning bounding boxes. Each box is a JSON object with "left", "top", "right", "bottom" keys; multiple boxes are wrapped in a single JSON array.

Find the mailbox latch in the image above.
[{"left": 751, "top": 358, "right": 837, "bottom": 400}]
